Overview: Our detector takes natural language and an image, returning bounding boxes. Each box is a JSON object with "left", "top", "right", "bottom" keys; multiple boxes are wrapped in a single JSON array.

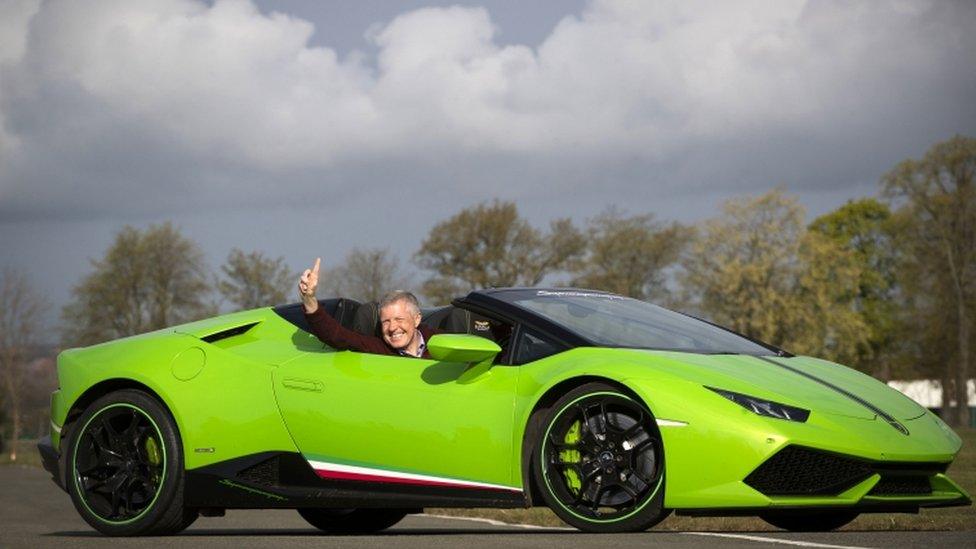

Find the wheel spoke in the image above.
[
  {"left": 621, "top": 415, "right": 645, "bottom": 439},
  {"left": 122, "top": 409, "right": 140, "bottom": 438},
  {"left": 616, "top": 480, "right": 640, "bottom": 503},
  {"left": 598, "top": 401, "right": 611, "bottom": 435},
  {"left": 572, "top": 467, "right": 601, "bottom": 507},
  {"left": 590, "top": 484, "right": 609, "bottom": 514},
  {"left": 547, "top": 431, "right": 577, "bottom": 450}
]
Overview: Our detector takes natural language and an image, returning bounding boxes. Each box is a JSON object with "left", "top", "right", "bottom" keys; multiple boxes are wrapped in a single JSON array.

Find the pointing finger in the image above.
[{"left": 312, "top": 257, "right": 321, "bottom": 276}]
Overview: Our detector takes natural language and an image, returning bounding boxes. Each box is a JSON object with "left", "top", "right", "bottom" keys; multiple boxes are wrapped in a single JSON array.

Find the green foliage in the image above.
[
  {"left": 218, "top": 248, "right": 294, "bottom": 311},
  {"left": 808, "top": 198, "right": 898, "bottom": 377},
  {"left": 416, "top": 200, "right": 585, "bottom": 304},
  {"left": 61, "top": 222, "right": 211, "bottom": 346},
  {"left": 571, "top": 208, "right": 689, "bottom": 301},
  {"left": 323, "top": 248, "right": 411, "bottom": 303},
  {"left": 883, "top": 135, "right": 976, "bottom": 426},
  {"left": 682, "top": 189, "right": 868, "bottom": 364}
]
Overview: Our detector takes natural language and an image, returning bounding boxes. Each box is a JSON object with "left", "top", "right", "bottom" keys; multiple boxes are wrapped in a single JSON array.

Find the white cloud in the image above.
[{"left": 0, "top": 0, "right": 973, "bottom": 216}]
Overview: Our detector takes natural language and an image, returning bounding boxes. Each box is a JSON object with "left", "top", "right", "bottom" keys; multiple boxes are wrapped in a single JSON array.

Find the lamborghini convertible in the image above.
[{"left": 38, "top": 288, "right": 970, "bottom": 535}]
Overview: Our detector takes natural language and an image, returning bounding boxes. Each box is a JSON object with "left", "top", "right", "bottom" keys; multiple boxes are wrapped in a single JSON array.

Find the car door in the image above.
[{"left": 273, "top": 346, "right": 521, "bottom": 492}]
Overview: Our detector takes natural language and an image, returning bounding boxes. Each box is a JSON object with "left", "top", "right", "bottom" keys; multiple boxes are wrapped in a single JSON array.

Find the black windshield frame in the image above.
[{"left": 467, "top": 288, "right": 786, "bottom": 356}]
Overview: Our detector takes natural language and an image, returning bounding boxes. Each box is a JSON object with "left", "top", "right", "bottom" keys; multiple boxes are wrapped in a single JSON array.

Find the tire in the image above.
[
  {"left": 760, "top": 511, "right": 859, "bottom": 532},
  {"left": 533, "top": 382, "right": 669, "bottom": 533},
  {"left": 298, "top": 508, "right": 408, "bottom": 534},
  {"left": 66, "top": 389, "right": 191, "bottom": 536}
]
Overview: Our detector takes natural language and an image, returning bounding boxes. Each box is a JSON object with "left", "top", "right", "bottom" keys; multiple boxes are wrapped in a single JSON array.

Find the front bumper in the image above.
[{"left": 37, "top": 435, "right": 66, "bottom": 492}]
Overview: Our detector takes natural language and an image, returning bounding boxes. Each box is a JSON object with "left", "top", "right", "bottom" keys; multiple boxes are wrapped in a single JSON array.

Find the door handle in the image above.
[{"left": 281, "top": 378, "right": 324, "bottom": 392}]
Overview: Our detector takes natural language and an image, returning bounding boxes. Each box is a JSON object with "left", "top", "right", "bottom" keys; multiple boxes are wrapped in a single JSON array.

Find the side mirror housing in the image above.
[{"left": 427, "top": 334, "right": 501, "bottom": 363}]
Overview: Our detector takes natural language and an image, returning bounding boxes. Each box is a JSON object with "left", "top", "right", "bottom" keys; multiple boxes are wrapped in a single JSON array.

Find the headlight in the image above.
[{"left": 706, "top": 387, "right": 810, "bottom": 422}]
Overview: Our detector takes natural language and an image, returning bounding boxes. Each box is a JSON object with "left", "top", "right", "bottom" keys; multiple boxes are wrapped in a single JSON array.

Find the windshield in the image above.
[{"left": 502, "top": 290, "right": 775, "bottom": 355}]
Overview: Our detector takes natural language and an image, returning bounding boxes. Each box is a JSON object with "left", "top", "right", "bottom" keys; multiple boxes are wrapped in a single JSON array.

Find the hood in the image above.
[{"left": 632, "top": 350, "right": 926, "bottom": 421}]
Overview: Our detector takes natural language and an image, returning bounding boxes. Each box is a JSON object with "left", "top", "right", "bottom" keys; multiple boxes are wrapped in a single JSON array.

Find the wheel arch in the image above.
[
  {"left": 62, "top": 378, "right": 176, "bottom": 447},
  {"left": 520, "top": 375, "right": 649, "bottom": 506}
]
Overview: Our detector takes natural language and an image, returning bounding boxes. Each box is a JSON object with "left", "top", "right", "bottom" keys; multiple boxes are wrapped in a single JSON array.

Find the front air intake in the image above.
[{"left": 744, "top": 446, "right": 873, "bottom": 496}]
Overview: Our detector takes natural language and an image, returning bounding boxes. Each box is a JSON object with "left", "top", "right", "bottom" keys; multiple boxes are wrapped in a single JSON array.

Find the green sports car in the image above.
[{"left": 38, "top": 288, "right": 970, "bottom": 535}]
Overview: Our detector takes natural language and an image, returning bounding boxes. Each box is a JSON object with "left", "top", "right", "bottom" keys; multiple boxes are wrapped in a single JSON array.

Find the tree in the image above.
[
  {"left": 883, "top": 135, "right": 976, "bottom": 427},
  {"left": 62, "top": 222, "right": 211, "bottom": 346},
  {"left": 218, "top": 248, "right": 295, "bottom": 311},
  {"left": 682, "top": 189, "right": 867, "bottom": 364},
  {"left": 0, "top": 268, "right": 45, "bottom": 461},
  {"left": 571, "top": 208, "right": 689, "bottom": 301},
  {"left": 808, "top": 199, "right": 899, "bottom": 378},
  {"left": 416, "top": 200, "right": 585, "bottom": 304},
  {"left": 322, "top": 248, "right": 412, "bottom": 303}
]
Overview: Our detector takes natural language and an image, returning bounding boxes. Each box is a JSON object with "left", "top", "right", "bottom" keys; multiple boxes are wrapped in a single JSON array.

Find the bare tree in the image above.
[
  {"left": 0, "top": 268, "right": 45, "bottom": 461},
  {"left": 323, "top": 248, "right": 412, "bottom": 303},
  {"left": 571, "top": 208, "right": 689, "bottom": 302},
  {"left": 218, "top": 248, "right": 295, "bottom": 311},
  {"left": 415, "top": 200, "right": 585, "bottom": 304}
]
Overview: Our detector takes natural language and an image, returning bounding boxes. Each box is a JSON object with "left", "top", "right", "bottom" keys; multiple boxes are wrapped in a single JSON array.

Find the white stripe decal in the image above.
[
  {"left": 306, "top": 459, "right": 523, "bottom": 492},
  {"left": 656, "top": 418, "right": 688, "bottom": 427},
  {"left": 50, "top": 420, "right": 62, "bottom": 434}
]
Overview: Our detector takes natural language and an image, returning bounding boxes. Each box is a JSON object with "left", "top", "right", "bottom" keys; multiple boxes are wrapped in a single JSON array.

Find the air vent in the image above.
[
  {"left": 201, "top": 322, "right": 259, "bottom": 343},
  {"left": 745, "top": 446, "right": 872, "bottom": 496},
  {"left": 868, "top": 475, "right": 932, "bottom": 496},
  {"left": 237, "top": 456, "right": 280, "bottom": 487}
]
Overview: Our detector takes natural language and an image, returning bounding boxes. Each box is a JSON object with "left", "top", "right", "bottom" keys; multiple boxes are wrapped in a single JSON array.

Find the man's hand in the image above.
[{"left": 299, "top": 257, "right": 321, "bottom": 313}]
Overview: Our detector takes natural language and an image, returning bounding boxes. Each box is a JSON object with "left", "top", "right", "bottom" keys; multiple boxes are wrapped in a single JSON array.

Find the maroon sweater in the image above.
[{"left": 304, "top": 306, "right": 437, "bottom": 358}]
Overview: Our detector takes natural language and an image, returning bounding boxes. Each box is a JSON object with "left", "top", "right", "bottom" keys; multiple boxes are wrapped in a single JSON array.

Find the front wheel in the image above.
[
  {"left": 298, "top": 508, "right": 408, "bottom": 534},
  {"left": 66, "top": 389, "right": 193, "bottom": 536},
  {"left": 533, "top": 383, "right": 669, "bottom": 533},
  {"left": 760, "top": 511, "right": 859, "bottom": 532}
]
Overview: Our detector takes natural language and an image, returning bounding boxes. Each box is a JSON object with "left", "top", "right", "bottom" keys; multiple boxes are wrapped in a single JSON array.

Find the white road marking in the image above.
[
  {"left": 682, "top": 532, "right": 873, "bottom": 549},
  {"left": 421, "top": 514, "right": 875, "bottom": 548},
  {"left": 421, "top": 513, "right": 574, "bottom": 530}
]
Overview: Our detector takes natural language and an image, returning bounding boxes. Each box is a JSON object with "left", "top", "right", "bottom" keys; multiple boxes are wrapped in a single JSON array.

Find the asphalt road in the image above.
[{"left": 3, "top": 465, "right": 975, "bottom": 549}]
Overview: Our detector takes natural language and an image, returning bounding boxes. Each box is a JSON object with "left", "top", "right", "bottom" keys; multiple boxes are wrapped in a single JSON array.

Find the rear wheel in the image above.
[
  {"left": 297, "top": 508, "right": 408, "bottom": 534},
  {"left": 760, "top": 511, "right": 859, "bottom": 532},
  {"left": 533, "top": 382, "right": 669, "bottom": 533},
  {"left": 66, "top": 389, "right": 193, "bottom": 536}
]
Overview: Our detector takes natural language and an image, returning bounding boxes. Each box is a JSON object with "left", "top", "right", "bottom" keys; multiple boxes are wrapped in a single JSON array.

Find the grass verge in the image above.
[{"left": 0, "top": 438, "right": 43, "bottom": 468}]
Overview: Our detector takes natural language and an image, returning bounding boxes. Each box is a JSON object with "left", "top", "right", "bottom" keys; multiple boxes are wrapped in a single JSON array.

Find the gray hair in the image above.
[{"left": 378, "top": 290, "right": 421, "bottom": 316}]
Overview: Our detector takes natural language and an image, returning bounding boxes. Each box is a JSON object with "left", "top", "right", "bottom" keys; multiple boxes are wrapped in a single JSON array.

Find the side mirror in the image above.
[{"left": 427, "top": 334, "right": 501, "bottom": 363}]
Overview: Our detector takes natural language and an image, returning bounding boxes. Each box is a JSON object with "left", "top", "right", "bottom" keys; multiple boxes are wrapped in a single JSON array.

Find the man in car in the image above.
[{"left": 298, "top": 257, "right": 435, "bottom": 358}]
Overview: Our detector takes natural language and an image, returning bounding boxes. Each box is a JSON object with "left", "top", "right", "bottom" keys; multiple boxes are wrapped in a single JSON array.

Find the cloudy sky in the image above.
[{"left": 1, "top": 0, "right": 974, "bottom": 337}]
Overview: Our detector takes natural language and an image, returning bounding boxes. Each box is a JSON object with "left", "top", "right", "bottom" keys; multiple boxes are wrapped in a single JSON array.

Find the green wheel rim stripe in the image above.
[
  {"left": 72, "top": 402, "right": 168, "bottom": 525},
  {"left": 540, "top": 391, "right": 663, "bottom": 524}
]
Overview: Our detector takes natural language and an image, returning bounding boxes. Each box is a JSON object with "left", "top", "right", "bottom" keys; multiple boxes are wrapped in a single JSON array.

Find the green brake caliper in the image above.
[
  {"left": 560, "top": 420, "right": 582, "bottom": 495},
  {"left": 144, "top": 436, "right": 162, "bottom": 484}
]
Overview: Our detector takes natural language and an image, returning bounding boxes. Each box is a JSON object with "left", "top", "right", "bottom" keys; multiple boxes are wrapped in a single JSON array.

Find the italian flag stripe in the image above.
[{"left": 306, "top": 459, "right": 522, "bottom": 492}]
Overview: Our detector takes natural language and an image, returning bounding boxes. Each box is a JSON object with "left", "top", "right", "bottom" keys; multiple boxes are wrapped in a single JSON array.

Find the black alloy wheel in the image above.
[
  {"left": 298, "top": 508, "right": 409, "bottom": 534},
  {"left": 67, "top": 389, "right": 196, "bottom": 536},
  {"left": 534, "top": 382, "right": 669, "bottom": 533}
]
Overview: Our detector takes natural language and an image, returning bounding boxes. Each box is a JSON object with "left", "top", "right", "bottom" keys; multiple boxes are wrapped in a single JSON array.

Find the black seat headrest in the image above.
[
  {"left": 352, "top": 302, "right": 380, "bottom": 337},
  {"left": 333, "top": 298, "right": 361, "bottom": 330}
]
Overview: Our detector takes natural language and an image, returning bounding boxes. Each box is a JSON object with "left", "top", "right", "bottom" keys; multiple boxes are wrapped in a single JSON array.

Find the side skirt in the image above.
[{"left": 184, "top": 452, "right": 529, "bottom": 510}]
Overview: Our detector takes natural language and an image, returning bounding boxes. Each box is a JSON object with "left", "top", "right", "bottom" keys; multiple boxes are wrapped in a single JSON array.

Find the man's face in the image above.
[{"left": 379, "top": 299, "right": 421, "bottom": 350}]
